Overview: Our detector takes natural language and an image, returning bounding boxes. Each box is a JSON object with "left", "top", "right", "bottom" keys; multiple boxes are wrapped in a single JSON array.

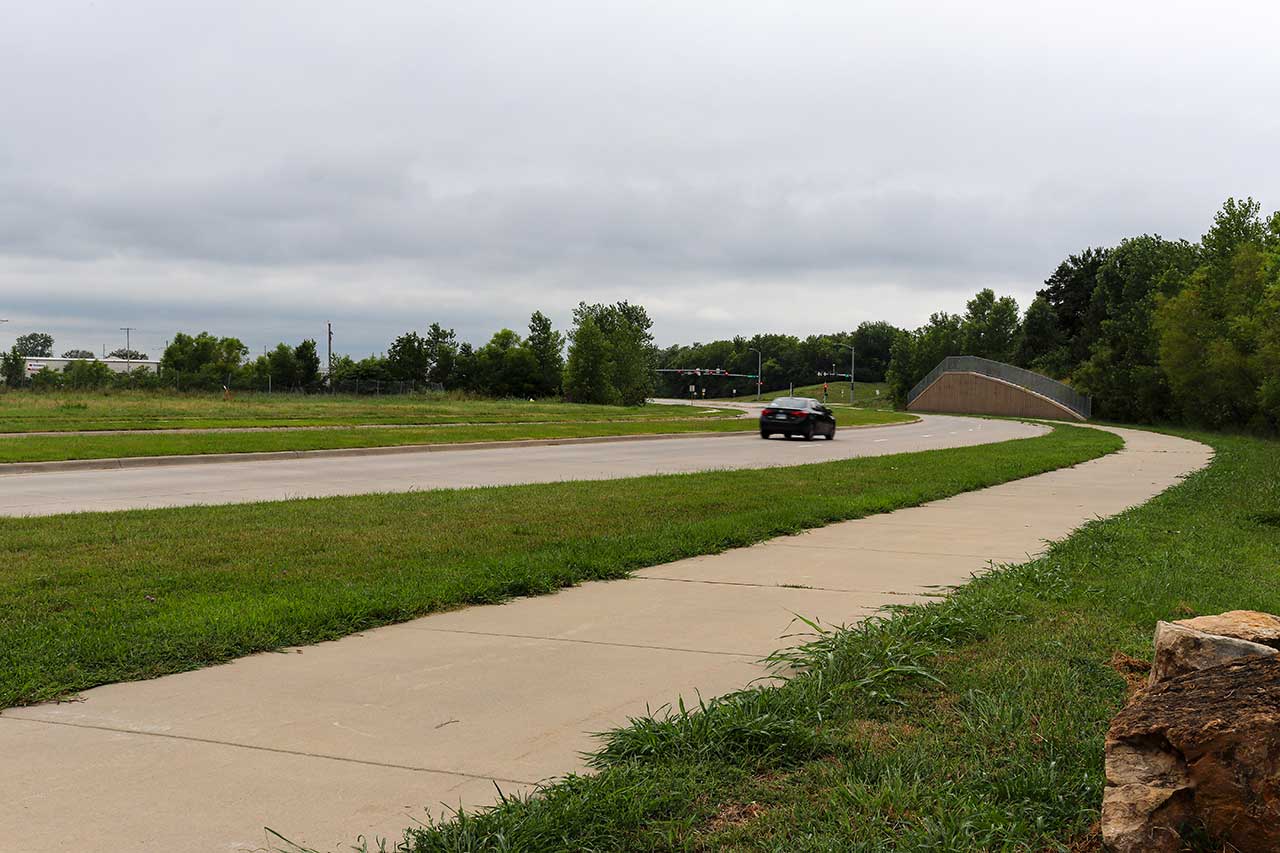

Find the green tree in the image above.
[
  {"left": 526, "top": 311, "right": 565, "bottom": 397},
  {"left": 452, "top": 343, "right": 477, "bottom": 392},
  {"left": 160, "top": 332, "right": 248, "bottom": 389},
  {"left": 424, "top": 323, "right": 458, "bottom": 387},
  {"left": 267, "top": 343, "right": 300, "bottom": 389},
  {"left": 1039, "top": 247, "right": 1108, "bottom": 364},
  {"left": 1258, "top": 265, "right": 1280, "bottom": 428},
  {"left": 850, "top": 321, "right": 901, "bottom": 382},
  {"left": 1014, "top": 295, "right": 1066, "bottom": 375},
  {"left": 564, "top": 315, "right": 617, "bottom": 404},
  {"left": 63, "top": 359, "right": 115, "bottom": 390},
  {"left": 61, "top": 349, "right": 95, "bottom": 359},
  {"left": 108, "top": 348, "right": 149, "bottom": 361},
  {"left": 1155, "top": 199, "right": 1275, "bottom": 429},
  {"left": 30, "top": 365, "right": 63, "bottom": 391},
  {"left": 961, "top": 288, "right": 1021, "bottom": 362},
  {"left": 294, "top": 339, "right": 320, "bottom": 388},
  {"left": 474, "top": 329, "right": 540, "bottom": 397},
  {"left": 1200, "top": 197, "right": 1266, "bottom": 270},
  {"left": 1073, "top": 235, "right": 1199, "bottom": 423},
  {"left": 0, "top": 347, "right": 25, "bottom": 386},
  {"left": 571, "top": 301, "right": 656, "bottom": 405},
  {"left": 386, "top": 331, "right": 431, "bottom": 383},
  {"left": 328, "top": 353, "right": 393, "bottom": 390},
  {"left": 15, "top": 333, "right": 53, "bottom": 357}
]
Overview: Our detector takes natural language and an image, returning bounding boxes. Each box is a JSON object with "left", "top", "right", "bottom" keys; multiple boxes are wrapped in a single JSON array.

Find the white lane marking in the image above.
[
  {"left": 920, "top": 434, "right": 933, "bottom": 438},
  {"left": 873, "top": 438, "right": 889, "bottom": 443}
]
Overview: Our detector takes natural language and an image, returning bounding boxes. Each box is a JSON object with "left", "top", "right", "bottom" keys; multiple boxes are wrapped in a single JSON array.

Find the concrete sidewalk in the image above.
[{"left": 0, "top": 426, "right": 1211, "bottom": 852}]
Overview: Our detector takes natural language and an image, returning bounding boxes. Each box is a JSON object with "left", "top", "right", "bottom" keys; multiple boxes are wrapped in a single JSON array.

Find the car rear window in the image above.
[{"left": 770, "top": 398, "right": 809, "bottom": 408}]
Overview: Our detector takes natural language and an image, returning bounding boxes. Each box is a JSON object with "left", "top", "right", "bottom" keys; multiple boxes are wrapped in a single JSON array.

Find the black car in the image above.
[{"left": 759, "top": 397, "right": 837, "bottom": 440}]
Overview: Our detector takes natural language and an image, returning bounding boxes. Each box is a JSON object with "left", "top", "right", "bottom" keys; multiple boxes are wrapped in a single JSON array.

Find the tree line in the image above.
[
  {"left": 886, "top": 196, "right": 1280, "bottom": 431},
  {"left": 659, "top": 197, "right": 1278, "bottom": 432},
  {"left": 6, "top": 196, "right": 1275, "bottom": 429},
  {"left": 1, "top": 301, "right": 659, "bottom": 406},
  {"left": 654, "top": 322, "right": 901, "bottom": 398}
]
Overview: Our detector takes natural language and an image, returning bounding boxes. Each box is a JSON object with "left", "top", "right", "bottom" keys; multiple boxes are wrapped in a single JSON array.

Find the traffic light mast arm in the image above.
[{"left": 655, "top": 368, "right": 758, "bottom": 378}]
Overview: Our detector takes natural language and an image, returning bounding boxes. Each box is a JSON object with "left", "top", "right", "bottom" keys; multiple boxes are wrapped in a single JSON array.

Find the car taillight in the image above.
[
  {"left": 762, "top": 408, "right": 775, "bottom": 415},
  {"left": 788, "top": 410, "right": 806, "bottom": 416}
]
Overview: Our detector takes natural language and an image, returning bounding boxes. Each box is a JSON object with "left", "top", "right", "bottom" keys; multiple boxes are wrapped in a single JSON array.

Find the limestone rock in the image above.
[
  {"left": 1149, "top": 620, "right": 1278, "bottom": 685},
  {"left": 1103, "top": 656, "right": 1280, "bottom": 853},
  {"left": 1175, "top": 609, "right": 1280, "bottom": 649}
]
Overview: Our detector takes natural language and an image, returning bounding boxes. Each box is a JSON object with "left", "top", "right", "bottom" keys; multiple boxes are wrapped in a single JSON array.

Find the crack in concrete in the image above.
[
  {"left": 411, "top": 626, "right": 761, "bottom": 659},
  {"left": 0, "top": 716, "right": 537, "bottom": 786}
]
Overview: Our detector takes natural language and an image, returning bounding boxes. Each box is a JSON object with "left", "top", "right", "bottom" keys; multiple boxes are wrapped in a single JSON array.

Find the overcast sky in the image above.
[{"left": 2, "top": 1, "right": 1277, "bottom": 357}]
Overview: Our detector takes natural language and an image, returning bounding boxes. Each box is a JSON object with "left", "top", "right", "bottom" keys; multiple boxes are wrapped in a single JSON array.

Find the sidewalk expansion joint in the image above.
[
  {"left": 635, "top": 576, "right": 954, "bottom": 601},
  {"left": 413, "top": 627, "right": 760, "bottom": 659},
  {"left": 633, "top": 575, "right": 875, "bottom": 594},
  {"left": 0, "top": 716, "right": 537, "bottom": 786},
  {"left": 761, "top": 542, "right": 1036, "bottom": 561}
]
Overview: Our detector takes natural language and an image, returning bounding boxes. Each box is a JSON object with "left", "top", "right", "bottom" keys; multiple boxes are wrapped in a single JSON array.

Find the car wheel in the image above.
[
  {"left": 827, "top": 426, "right": 836, "bottom": 439},
  {"left": 803, "top": 422, "right": 815, "bottom": 441},
  {"left": 759, "top": 430, "right": 770, "bottom": 439}
]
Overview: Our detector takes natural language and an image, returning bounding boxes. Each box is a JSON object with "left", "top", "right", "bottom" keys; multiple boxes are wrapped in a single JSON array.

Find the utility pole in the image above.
[
  {"left": 327, "top": 322, "right": 334, "bottom": 393},
  {"left": 837, "top": 343, "right": 855, "bottom": 404},
  {"left": 748, "top": 347, "right": 762, "bottom": 401},
  {"left": 119, "top": 327, "right": 135, "bottom": 369}
]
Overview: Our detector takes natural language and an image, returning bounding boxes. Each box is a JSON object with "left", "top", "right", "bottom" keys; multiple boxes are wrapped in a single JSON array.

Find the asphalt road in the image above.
[{"left": 0, "top": 414, "right": 1043, "bottom": 516}]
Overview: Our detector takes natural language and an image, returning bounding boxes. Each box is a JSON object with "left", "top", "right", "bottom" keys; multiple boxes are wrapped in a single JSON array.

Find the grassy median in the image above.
[
  {"left": 393, "top": 429, "right": 1280, "bottom": 853},
  {"left": 0, "top": 392, "right": 738, "bottom": 433},
  {"left": 0, "top": 408, "right": 909, "bottom": 463},
  {"left": 0, "top": 425, "right": 1113, "bottom": 709}
]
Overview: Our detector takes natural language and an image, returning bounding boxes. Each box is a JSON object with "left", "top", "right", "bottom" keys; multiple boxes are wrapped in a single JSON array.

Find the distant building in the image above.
[{"left": 23, "top": 357, "right": 161, "bottom": 376}]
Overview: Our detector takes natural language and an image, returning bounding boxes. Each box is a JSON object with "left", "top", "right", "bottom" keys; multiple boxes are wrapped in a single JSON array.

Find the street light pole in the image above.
[
  {"left": 748, "top": 348, "right": 762, "bottom": 401},
  {"left": 837, "top": 343, "right": 855, "bottom": 405}
]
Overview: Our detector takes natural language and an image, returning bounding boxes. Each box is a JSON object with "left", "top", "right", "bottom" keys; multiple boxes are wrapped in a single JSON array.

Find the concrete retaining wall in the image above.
[{"left": 907, "top": 371, "right": 1085, "bottom": 421}]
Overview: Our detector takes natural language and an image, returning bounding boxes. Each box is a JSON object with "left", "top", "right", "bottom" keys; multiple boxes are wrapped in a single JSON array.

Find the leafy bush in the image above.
[
  {"left": 29, "top": 366, "right": 63, "bottom": 391},
  {"left": 62, "top": 359, "right": 115, "bottom": 390}
]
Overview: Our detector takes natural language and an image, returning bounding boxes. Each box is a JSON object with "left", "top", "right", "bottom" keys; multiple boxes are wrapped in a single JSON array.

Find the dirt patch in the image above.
[
  {"left": 706, "top": 801, "right": 768, "bottom": 833},
  {"left": 1109, "top": 651, "right": 1152, "bottom": 698},
  {"left": 845, "top": 718, "right": 919, "bottom": 750},
  {"left": 1058, "top": 820, "right": 1103, "bottom": 852}
]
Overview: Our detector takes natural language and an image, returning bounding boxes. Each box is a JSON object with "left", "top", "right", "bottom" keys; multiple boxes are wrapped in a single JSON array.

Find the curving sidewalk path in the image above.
[{"left": 0, "top": 424, "right": 1211, "bottom": 852}]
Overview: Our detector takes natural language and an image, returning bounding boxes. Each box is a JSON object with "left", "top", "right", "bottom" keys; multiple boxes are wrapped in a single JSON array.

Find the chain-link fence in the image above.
[
  {"left": 325, "top": 379, "right": 444, "bottom": 395},
  {"left": 907, "top": 356, "right": 1091, "bottom": 419}
]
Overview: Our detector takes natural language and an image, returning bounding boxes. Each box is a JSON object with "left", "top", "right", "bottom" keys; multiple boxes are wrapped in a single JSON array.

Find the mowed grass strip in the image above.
[
  {"left": 0, "top": 408, "right": 910, "bottom": 463},
  {"left": 0, "top": 392, "right": 737, "bottom": 433},
  {"left": 0, "top": 425, "right": 1113, "bottom": 709},
  {"left": 398, "top": 429, "right": 1280, "bottom": 853}
]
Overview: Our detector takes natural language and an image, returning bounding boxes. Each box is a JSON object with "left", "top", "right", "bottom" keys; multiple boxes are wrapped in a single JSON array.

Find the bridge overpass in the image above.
[{"left": 907, "top": 356, "right": 1091, "bottom": 422}]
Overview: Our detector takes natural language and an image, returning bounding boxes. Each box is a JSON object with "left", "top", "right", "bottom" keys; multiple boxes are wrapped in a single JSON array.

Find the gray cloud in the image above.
[{"left": 2, "top": 0, "right": 1278, "bottom": 355}]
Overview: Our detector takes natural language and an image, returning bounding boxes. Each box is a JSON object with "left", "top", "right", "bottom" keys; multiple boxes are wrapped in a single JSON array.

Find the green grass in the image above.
[
  {"left": 392, "top": 428, "right": 1280, "bottom": 853},
  {"left": 0, "top": 408, "right": 911, "bottom": 463},
  {"left": 0, "top": 391, "right": 736, "bottom": 433},
  {"left": 0, "top": 425, "right": 1114, "bottom": 709}
]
